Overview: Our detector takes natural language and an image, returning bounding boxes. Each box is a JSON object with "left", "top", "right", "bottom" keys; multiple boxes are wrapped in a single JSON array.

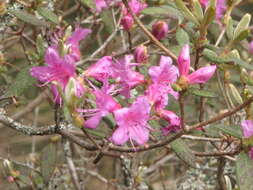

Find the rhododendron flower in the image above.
[
  {"left": 30, "top": 27, "right": 91, "bottom": 104},
  {"left": 30, "top": 47, "right": 77, "bottom": 104},
  {"left": 111, "top": 55, "right": 144, "bottom": 98},
  {"left": 177, "top": 45, "right": 216, "bottom": 88},
  {"left": 146, "top": 56, "right": 178, "bottom": 110},
  {"left": 241, "top": 120, "right": 253, "bottom": 159},
  {"left": 95, "top": 0, "right": 108, "bottom": 12},
  {"left": 78, "top": 82, "right": 121, "bottom": 129},
  {"left": 152, "top": 21, "right": 168, "bottom": 41},
  {"left": 249, "top": 41, "right": 253, "bottom": 54},
  {"left": 84, "top": 56, "right": 113, "bottom": 81},
  {"left": 158, "top": 110, "right": 181, "bottom": 135},
  {"left": 111, "top": 96, "right": 151, "bottom": 145}
]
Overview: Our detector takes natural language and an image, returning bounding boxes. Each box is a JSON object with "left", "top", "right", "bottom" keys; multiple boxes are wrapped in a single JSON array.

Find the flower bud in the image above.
[
  {"left": 152, "top": 21, "right": 168, "bottom": 40},
  {"left": 121, "top": 15, "right": 134, "bottom": 31},
  {"left": 134, "top": 45, "right": 148, "bottom": 63},
  {"left": 249, "top": 41, "right": 253, "bottom": 54}
]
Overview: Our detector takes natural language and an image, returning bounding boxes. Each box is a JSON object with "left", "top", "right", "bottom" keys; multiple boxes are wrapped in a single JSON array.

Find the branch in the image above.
[{"left": 121, "top": 0, "right": 177, "bottom": 62}]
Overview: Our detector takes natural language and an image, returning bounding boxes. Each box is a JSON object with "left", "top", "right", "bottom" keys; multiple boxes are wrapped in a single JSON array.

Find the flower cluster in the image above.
[{"left": 30, "top": 24, "right": 216, "bottom": 146}]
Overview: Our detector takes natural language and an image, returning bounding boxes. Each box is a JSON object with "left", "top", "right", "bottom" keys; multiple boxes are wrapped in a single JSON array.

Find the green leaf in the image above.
[
  {"left": 226, "top": 16, "right": 234, "bottom": 40},
  {"left": 171, "top": 139, "right": 196, "bottom": 167},
  {"left": 233, "top": 13, "right": 251, "bottom": 40},
  {"left": 174, "top": 0, "right": 200, "bottom": 25},
  {"left": 232, "top": 29, "right": 250, "bottom": 43},
  {"left": 192, "top": 0, "right": 203, "bottom": 21},
  {"left": 232, "top": 58, "right": 253, "bottom": 70},
  {"left": 202, "top": 49, "right": 228, "bottom": 63},
  {"left": 201, "top": 6, "right": 215, "bottom": 27},
  {"left": 236, "top": 152, "right": 253, "bottom": 190},
  {"left": 141, "top": 5, "right": 183, "bottom": 21},
  {"left": 9, "top": 10, "right": 48, "bottom": 26},
  {"left": 176, "top": 28, "right": 189, "bottom": 46},
  {"left": 101, "top": 10, "right": 114, "bottom": 33},
  {"left": 189, "top": 88, "right": 217, "bottom": 98},
  {"left": 37, "top": 7, "right": 59, "bottom": 24},
  {"left": 40, "top": 143, "right": 57, "bottom": 184},
  {"left": 80, "top": 0, "right": 96, "bottom": 9},
  {"left": 5, "top": 66, "right": 37, "bottom": 97},
  {"left": 211, "top": 125, "right": 242, "bottom": 138}
]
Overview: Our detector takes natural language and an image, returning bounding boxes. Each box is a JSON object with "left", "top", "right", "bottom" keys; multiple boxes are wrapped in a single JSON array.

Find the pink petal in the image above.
[
  {"left": 67, "top": 27, "right": 91, "bottom": 46},
  {"left": 45, "top": 47, "right": 61, "bottom": 67},
  {"left": 129, "top": 125, "right": 149, "bottom": 145},
  {"left": 241, "top": 120, "right": 253, "bottom": 138},
  {"left": 158, "top": 110, "right": 181, "bottom": 126},
  {"left": 187, "top": 65, "right": 216, "bottom": 84},
  {"left": 84, "top": 112, "right": 104, "bottom": 129},
  {"left": 84, "top": 56, "right": 113, "bottom": 81},
  {"left": 111, "top": 125, "right": 129, "bottom": 145},
  {"left": 149, "top": 56, "right": 178, "bottom": 84},
  {"left": 178, "top": 45, "right": 190, "bottom": 76}
]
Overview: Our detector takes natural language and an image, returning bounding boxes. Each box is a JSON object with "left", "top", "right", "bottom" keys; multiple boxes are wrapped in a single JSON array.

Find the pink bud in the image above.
[
  {"left": 121, "top": 15, "right": 134, "bottom": 31},
  {"left": 249, "top": 41, "right": 253, "bottom": 54},
  {"left": 134, "top": 45, "right": 148, "bottom": 63},
  {"left": 152, "top": 21, "right": 168, "bottom": 40}
]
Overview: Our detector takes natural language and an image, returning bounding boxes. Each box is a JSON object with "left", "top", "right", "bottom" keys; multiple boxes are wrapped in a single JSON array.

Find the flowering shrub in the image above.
[{"left": 1, "top": 0, "right": 253, "bottom": 189}]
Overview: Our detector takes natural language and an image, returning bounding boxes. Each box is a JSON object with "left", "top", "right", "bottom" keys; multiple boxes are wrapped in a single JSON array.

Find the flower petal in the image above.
[
  {"left": 187, "top": 65, "right": 216, "bottom": 84},
  {"left": 111, "top": 125, "right": 129, "bottom": 145},
  {"left": 84, "top": 112, "right": 104, "bottom": 129},
  {"left": 129, "top": 124, "right": 149, "bottom": 145},
  {"left": 178, "top": 45, "right": 190, "bottom": 76},
  {"left": 241, "top": 120, "right": 253, "bottom": 138}
]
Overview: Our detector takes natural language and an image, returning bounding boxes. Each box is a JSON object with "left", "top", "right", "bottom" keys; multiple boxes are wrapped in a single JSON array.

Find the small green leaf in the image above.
[
  {"left": 189, "top": 88, "right": 217, "bottom": 98},
  {"left": 171, "top": 139, "right": 196, "bottom": 167},
  {"left": 202, "top": 49, "right": 228, "bottom": 63},
  {"left": 176, "top": 28, "right": 189, "bottom": 46},
  {"left": 80, "top": 0, "right": 96, "bottom": 9},
  {"left": 37, "top": 7, "right": 59, "bottom": 24},
  {"left": 211, "top": 125, "right": 242, "bottom": 138},
  {"left": 142, "top": 5, "right": 183, "bottom": 21},
  {"left": 101, "top": 10, "right": 114, "bottom": 33},
  {"left": 226, "top": 16, "right": 234, "bottom": 40},
  {"left": 236, "top": 152, "right": 253, "bottom": 190},
  {"left": 192, "top": 0, "right": 203, "bottom": 21},
  {"left": 5, "top": 66, "right": 37, "bottom": 97},
  {"left": 232, "top": 29, "right": 250, "bottom": 43},
  {"left": 201, "top": 6, "right": 215, "bottom": 27},
  {"left": 40, "top": 143, "right": 57, "bottom": 184},
  {"left": 233, "top": 13, "right": 251, "bottom": 40},
  {"left": 9, "top": 10, "right": 48, "bottom": 26},
  {"left": 174, "top": 0, "right": 200, "bottom": 25}
]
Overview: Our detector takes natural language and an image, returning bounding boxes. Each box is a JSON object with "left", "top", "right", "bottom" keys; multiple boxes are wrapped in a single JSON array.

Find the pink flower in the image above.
[
  {"left": 158, "top": 110, "right": 181, "bottom": 135},
  {"left": 241, "top": 120, "right": 253, "bottom": 159},
  {"left": 177, "top": 45, "right": 216, "bottom": 88},
  {"left": 84, "top": 56, "right": 113, "bottom": 81},
  {"left": 152, "top": 21, "right": 168, "bottom": 40},
  {"left": 78, "top": 82, "right": 121, "bottom": 129},
  {"left": 66, "top": 27, "right": 91, "bottom": 62},
  {"left": 30, "top": 27, "right": 91, "bottom": 104},
  {"left": 146, "top": 56, "right": 178, "bottom": 110},
  {"left": 134, "top": 45, "right": 148, "bottom": 63},
  {"left": 30, "top": 47, "right": 77, "bottom": 104},
  {"left": 111, "top": 96, "right": 151, "bottom": 145},
  {"left": 95, "top": 0, "right": 108, "bottom": 12},
  {"left": 111, "top": 55, "right": 144, "bottom": 98},
  {"left": 249, "top": 41, "right": 253, "bottom": 54}
]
